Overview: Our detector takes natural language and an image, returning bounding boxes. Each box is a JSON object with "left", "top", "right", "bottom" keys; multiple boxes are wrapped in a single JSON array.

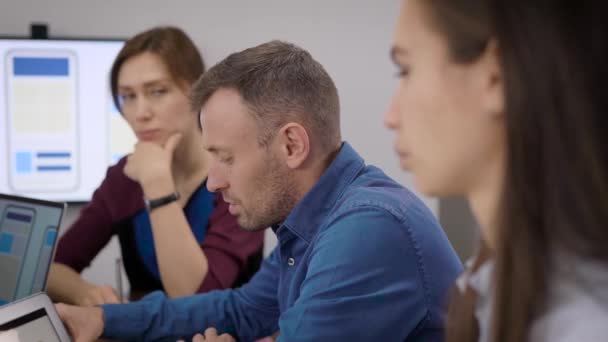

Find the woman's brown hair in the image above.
[
  {"left": 110, "top": 26, "right": 205, "bottom": 113},
  {"left": 417, "top": 1, "right": 608, "bottom": 341}
]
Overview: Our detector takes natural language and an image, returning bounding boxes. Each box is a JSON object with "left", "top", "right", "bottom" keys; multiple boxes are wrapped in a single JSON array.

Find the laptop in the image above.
[
  {"left": 0, "top": 292, "right": 71, "bottom": 341},
  {"left": 0, "top": 194, "right": 66, "bottom": 306}
]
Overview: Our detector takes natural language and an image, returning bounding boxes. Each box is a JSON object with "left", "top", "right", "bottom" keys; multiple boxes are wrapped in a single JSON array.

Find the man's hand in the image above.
[
  {"left": 177, "top": 328, "right": 235, "bottom": 342},
  {"left": 55, "top": 303, "right": 104, "bottom": 342}
]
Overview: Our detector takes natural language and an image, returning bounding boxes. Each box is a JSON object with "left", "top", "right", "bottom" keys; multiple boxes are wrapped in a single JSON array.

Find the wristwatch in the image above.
[{"left": 145, "top": 192, "right": 180, "bottom": 211}]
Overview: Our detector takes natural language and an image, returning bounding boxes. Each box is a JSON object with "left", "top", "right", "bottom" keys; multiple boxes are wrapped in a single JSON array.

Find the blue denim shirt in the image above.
[{"left": 102, "top": 142, "right": 462, "bottom": 342}]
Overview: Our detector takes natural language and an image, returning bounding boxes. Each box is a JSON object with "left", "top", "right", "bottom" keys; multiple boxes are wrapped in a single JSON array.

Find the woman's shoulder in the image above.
[
  {"left": 105, "top": 157, "right": 131, "bottom": 183},
  {"left": 93, "top": 156, "right": 143, "bottom": 217},
  {"left": 530, "top": 296, "right": 608, "bottom": 341},
  {"left": 530, "top": 255, "right": 608, "bottom": 341}
]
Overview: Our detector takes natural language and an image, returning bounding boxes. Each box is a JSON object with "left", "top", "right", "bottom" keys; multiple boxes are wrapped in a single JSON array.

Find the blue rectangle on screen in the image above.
[
  {"left": 16, "top": 151, "right": 32, "bottom": 173},
  {"left": 37, "top": 165, "right": 71, "bottom": 171},
  {"left": 0, "top": 233, "right": 14, "bottom": 253},
  {"left": 37, "top": 152, "right": 71, "bottom": 158},
  {"left": 6, "top": 212, "right": 32, "bottom": 223},
  {"left": 0, "top": 300, "right": 7, "bottom": 306},
  {"left": 13, "top": 57, "right": 69, "bottom": 76},
  {"left": 45, "top": 229, "right": 57, "bottom": 246}
]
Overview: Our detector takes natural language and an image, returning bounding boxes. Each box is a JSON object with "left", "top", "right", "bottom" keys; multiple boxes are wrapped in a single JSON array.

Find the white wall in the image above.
[{"left": 1, "top": 0, "right": 447, "bottom": 287}]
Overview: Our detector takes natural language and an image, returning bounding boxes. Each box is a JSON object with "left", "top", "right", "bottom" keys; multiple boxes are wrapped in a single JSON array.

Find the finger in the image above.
[
  {"left": 204, "top": 327, "right": 218, "bottom": 338},
  {"left": 89, "top": 290, "right": 106, "bottom": 306},
  {"left": 219, "top": 334, "right": 235, "bottom": 342},
  {"left": 100, "top": 286, "right": 121, "bottom": 304},
  {"left": 81, "top": 297, "right": 92, "bottom": 307},
  {"left": 193, "top": 333, "right": 205, "bottom": 342},
  {"left": 164, "top": 133, "right": 183, "bottom": 154},
  {"left": 133, "top": 141, "right": 154, "bottom": 152},
  {"left": 55, "top": 303, "right": 67, "bottom": 320},
  {"left": 55, "top": 304, "right": 78, "bottom": 339}
]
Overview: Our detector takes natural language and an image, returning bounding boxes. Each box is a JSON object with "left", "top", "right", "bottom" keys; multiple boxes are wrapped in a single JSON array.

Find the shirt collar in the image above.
[
  {"left": 456, "top": 257, "right": 495, "bottom": 342},
  {"left": 275, "top": 142, "right": 365, "bottom": 244}
]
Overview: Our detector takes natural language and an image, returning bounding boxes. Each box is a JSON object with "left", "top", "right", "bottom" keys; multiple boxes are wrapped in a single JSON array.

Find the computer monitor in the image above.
[
  {"left": 0, "top": 37, "right": 135, "bottom": 202},
  {"left": 0, "top": 194, "right": 65, "bottom": 305}
]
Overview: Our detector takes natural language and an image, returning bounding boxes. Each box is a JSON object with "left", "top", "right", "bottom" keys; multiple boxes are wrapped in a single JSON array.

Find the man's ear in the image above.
[{"left": 277, "top": 123, "right": 310, "bottom": 169}]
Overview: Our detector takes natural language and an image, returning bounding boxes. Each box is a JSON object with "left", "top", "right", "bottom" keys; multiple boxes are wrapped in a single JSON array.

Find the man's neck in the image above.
[{"left": 293, "top": 143, "right": 342, "bottom": 201}]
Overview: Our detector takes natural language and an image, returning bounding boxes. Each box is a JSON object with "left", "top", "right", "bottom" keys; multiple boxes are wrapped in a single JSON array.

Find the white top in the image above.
[{"left": 457, "top": 254, "right": 608, "bottom": 342}]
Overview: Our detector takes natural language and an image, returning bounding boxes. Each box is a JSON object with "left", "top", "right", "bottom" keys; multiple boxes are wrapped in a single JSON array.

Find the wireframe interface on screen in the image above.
[
  {"left": 0, "top": 38, "right": 135, "bottom": 202},
  {"left": 0, "top": 308, "right": 61, "bottom": 342},
  {"left": 6, "top": 50, "right": 79, "bottom": 193},
  {"left": 0, "top": 198, "right": 63, "bottom": 305}
]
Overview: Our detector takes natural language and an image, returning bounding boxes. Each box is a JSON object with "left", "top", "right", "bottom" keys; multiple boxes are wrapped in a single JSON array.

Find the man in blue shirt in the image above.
[{"left": 57, "top": 40, "right": 462, "bottom": 342}]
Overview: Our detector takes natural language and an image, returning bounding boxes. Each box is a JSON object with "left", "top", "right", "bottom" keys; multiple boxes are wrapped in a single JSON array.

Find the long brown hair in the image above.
[
  {"left": 418, "top": 1, "right": 608, "bottom": 341},
  {"left": 110, "top": 26, "right": 205, "bottom": 113}
]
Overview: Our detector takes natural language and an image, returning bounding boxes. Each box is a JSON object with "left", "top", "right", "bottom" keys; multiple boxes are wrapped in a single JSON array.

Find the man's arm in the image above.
[
  {"left": 100, "top": 250, "right": 281, "bottom": 342},
  {"left": 276, "top": 207, "right": 436, "bottom": 341}
]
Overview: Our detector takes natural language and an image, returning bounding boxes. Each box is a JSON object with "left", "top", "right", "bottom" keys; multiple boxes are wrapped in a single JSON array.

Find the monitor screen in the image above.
[
  {"left": 0, "top": 37, "right": 135, "bottom": 202},
  {"left": 0, "top": 195, "right": 64, "bottom": 305},
  {"left": 0, "top": 308, "right": 61, "bottom": 342}
]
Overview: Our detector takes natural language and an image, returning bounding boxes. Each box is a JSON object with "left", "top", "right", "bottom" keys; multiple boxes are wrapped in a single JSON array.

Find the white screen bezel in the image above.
[{"left": 0, "top": 293, "right": 71, "bottom": 342}]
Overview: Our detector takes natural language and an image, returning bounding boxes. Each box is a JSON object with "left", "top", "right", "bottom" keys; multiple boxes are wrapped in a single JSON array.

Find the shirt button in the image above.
[{"left": 287, "top": 257, "right": 295, "bottom": 266}]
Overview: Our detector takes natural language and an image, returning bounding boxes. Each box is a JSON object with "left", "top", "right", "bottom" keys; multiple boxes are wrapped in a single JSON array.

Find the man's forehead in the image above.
[
  {"left": 200, "top": 114, "right": 226, "bottom": 149},
  {"left": 199, "top": 107, "right": 241, "bottom": 132},
  {"left": 200, "top": 91, "right": 244, "bottom": 127},
  {"left": 200, "top": 111, "right": 258, "bottom": 152},
  {"left": 201, "top": 128, "right": 231, "bottom": 152}
]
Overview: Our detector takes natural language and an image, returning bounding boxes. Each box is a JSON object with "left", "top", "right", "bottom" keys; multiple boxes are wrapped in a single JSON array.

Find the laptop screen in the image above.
[
  {"left": 0, "top": 308, "right": 62, "bottom": 342},
  {"left": 0, "top": 194, "right": 64, "bottom": 305}
]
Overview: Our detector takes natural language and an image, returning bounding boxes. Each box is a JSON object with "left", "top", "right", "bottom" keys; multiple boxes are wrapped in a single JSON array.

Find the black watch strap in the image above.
[{"left": 145, "top": 192, "right": 180, "bottom": 211}]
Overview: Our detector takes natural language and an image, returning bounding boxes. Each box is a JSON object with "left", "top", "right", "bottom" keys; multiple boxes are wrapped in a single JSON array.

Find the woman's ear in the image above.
[{"left": 478, "top": 39, "right": 504, "bottom": 119}]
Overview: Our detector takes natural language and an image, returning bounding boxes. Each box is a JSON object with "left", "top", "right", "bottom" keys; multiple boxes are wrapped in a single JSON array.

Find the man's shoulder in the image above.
[
  {"left": 318, "top": 163, "right": 453, "bottom": 261},
  {"left": 330, "top": 164, "right": 432, "bottom": 225}
]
